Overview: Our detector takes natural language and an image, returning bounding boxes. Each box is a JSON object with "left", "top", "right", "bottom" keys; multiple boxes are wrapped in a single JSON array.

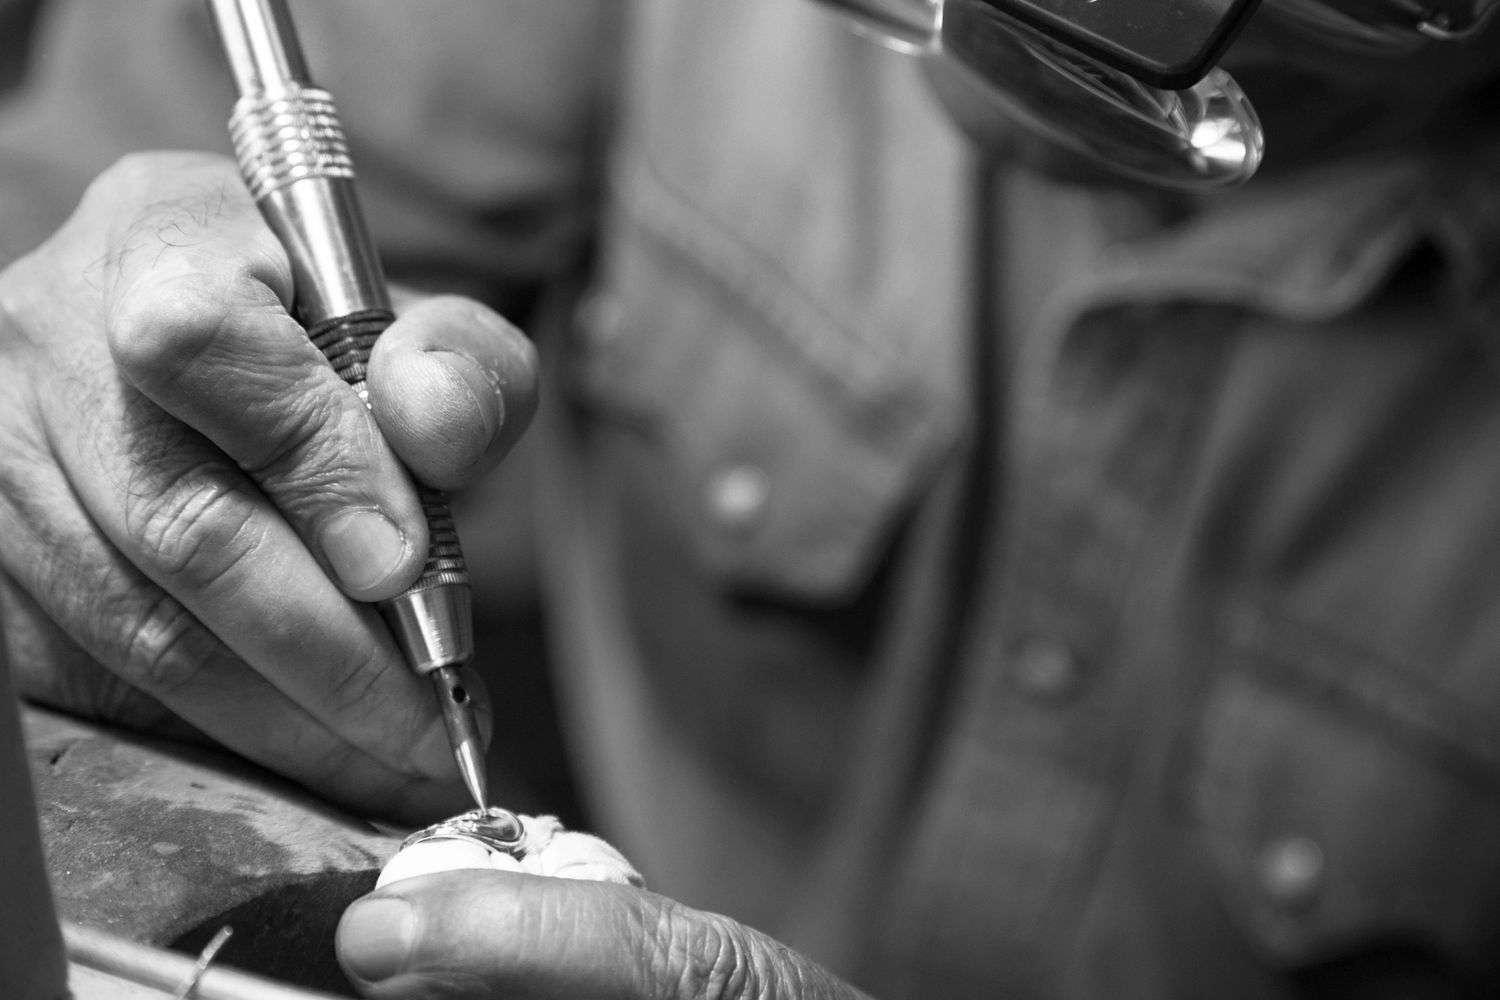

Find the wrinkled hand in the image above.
[
  {"left": 0, "top": 151, "right": 538, "bottom": 822},
  {"left": 337, "top": 873, "right": 875, "bottom": 1000}
]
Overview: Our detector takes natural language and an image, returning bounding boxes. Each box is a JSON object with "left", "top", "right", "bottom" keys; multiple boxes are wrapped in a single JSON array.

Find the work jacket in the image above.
[
  {"left": 545, "top": 3, "right": 1500, "bottom": 997},
  {"left": 3, "top": 1, "right": 1499, "bottom": 997}
]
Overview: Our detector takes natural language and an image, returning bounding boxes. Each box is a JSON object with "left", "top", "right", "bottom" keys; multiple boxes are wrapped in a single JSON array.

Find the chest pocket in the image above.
[
  {"left": 556, "top": 168, "right": 966, "bottom": 808},
  {"left": 550, "top": 0, "right": 972, "bottom": 809},
  {"left": 1183, "top": 606, "right": 1500, "bottom": 989},
  {"left": 565, "top": 0, "right": 970, "bottom": 603},
  {"left": 569, "top": 188, "right": 960, "bottom": 604}
]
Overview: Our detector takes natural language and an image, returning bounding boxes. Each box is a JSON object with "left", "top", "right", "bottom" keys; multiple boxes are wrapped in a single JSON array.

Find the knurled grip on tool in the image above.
[
  {"left": 228, "top": 89, "right": 353, "bottom": 201},
  {"left": 307, "top": 310, "right": 471, "bottom": 595},
  {"left": 228, "top": 84, "right": 474, "bottom": 670},
  {"left": 210, "top": 0, "right": 486, "bottom": 810}
]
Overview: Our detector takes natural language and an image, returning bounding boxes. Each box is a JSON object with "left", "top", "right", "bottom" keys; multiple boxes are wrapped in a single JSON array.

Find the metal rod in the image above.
[
  {"left": 65, "top": 922, "right": 345, "bottom": 1000},
  {"left": 205, "top": 0, "right": 488, "bottom": 809}
]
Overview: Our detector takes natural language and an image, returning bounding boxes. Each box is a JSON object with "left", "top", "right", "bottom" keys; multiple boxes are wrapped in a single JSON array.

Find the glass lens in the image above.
[
  {"left": 816, "top": 0, "right": 939, "bottom": 50},
  {"left": 1263, "top": 0, "right": 1432, "bottom": 51},
  {"left": 810, "top": 0, "right": 1266, "bottom": 187},
  {"left": 939, "top": 0, "right": 1264, "bottom": 186}
]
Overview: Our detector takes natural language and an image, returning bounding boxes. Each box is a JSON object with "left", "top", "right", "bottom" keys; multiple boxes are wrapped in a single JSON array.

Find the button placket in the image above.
[
  {"left": 574, "top": 289, "right": 626, "bottom": 348},
  {"left": 1010, "top": 637, "right": 1085, "bottom": 704},
  {"left": 706, "top": 463, "right": 771, "bottom": 533},
  {"left": 1256, "top": 836, "right": 1326, "bottom": 912}
]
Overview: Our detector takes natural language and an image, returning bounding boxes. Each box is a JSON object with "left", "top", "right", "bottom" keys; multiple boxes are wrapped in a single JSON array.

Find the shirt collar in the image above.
[{"left": 1069, "top": 145, "right": 1500, "bottom": 333}]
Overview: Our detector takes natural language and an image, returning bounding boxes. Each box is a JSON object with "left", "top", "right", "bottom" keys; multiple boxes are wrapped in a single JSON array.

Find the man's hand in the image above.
[
  {"left": 336, "top": 873, "right": 875, "bottom": 1000},
  {"left": 0, "top": 150, "right": 538, "bottom": 822}
]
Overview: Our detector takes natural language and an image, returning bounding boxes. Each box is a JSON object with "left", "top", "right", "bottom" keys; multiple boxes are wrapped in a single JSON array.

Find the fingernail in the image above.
[
  {"left": 428, "top": 350, "right": 501, "bottom": 445},
  {"left": 319, "top": 509, "right": 409, "bottom": 594},
  {"left": 339, "top": 897, "right": 416, "bottom": 983}
]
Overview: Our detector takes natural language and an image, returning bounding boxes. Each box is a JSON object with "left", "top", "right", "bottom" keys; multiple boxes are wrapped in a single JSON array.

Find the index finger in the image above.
[{"left": 98, "top": 153, "right": 430, "bottom": 603}]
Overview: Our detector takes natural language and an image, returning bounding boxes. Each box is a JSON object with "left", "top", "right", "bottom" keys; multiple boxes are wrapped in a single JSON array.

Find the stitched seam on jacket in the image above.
[
  {"left": 612, "top": 152, "right": 931, "bottom": 411},
  {"left": 1221, "top": 603, "right": 1500, "bottom": 786}
]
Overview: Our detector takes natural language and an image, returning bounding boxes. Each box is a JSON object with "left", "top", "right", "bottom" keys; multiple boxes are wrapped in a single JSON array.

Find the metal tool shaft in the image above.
[{"left": 207, "top": 0, "right": 488, "bottom": 810}]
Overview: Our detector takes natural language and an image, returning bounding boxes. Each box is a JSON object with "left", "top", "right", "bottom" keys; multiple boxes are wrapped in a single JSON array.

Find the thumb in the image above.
[
  {"left": 335, "top": 872, "right": 874, "bottom": 1000},
  {"left": 366, "top": 295, "right": 539, "bottom": 491}
]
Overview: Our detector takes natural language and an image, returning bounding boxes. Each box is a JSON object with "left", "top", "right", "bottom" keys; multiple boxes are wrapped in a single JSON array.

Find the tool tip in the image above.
[
  {"left": 430, "top": 667, "right": 489, "bottom": 810},
  {"left": 454, "top": 735, "right": 488, "bottom": 811}
]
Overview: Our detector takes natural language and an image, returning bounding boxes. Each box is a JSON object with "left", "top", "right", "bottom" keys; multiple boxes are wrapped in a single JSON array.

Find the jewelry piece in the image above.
[
  {"left": 378, "top": 809, "right": 645, "bottom": 889},
  {"left": 398, "top": 806, "right": 529, "bottom": 857}
]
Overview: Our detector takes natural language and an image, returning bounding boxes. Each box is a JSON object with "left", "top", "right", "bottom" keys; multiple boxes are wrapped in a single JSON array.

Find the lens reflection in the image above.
[
  {"left": 937, "top": 0, "right": 1263, "bottom": 186},
  {"left": 810, "top": 0, "right": 1265, "bottom": 187},
  {"left": 818, "top": 0, "right": 938, "bottom": 51}
]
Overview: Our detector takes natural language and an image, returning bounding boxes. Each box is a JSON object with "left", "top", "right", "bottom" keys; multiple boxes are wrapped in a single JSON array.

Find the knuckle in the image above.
[
  {"left": 124, "top": 461, "right": 262, "bottom": 586},
  {"left": 99, "top": 151, "right": 166, "bottom": 188},
  {"left": 100, "top": 152, "right": 253, "bottom": 308},
  {"left": 316, "top": 641, "right": 391, "bottom": 725},
  {"left": 80, "top": 153, "right": 155, "bottom": 209},
  {"left": 311, "top": 635, "right": 448, "bottom": 766},
  {"left": 91, "top": 151, "right": 234, "bottom": 204},
  {"left": 0, "top": 250, "right": 47, "bottom": 331},
  {"left": 107, "top": 278, "right": 228, "bottom": 390},
  {"left": 115, "top": 590, "right": 217, "bottom": 696},
  {"left": 246, "top": 389, "right": 371, "bottom": 503},
  {"left": 82, "top": 152, "right": 236, "bottom": 240}
]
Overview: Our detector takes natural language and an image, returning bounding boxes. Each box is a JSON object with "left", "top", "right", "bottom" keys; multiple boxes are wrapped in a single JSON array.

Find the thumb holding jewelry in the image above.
[
  {"left": 336, "top": 873, "right": 874, "bottom": 1000},
  {"left": 373, "top": 812, "right": 644, "bottom": 889},
  {"left": 336, "top": 813, "right": 873, "bottom": 1000}
]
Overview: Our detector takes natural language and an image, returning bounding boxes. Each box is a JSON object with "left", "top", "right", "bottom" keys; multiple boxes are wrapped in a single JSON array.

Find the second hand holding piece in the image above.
[{"left": 206, "top": 0, "right": 488, "bottom": 810}]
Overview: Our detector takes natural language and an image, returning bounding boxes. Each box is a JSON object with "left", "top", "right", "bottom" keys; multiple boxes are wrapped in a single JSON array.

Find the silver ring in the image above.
[{"left": 400, "top": 806, "right": 528, "bottom": 857}]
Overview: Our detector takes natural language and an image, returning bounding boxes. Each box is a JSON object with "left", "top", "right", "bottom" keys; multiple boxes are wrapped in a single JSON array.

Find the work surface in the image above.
[{"left": 24, "top": 705, "right": 402, "bottom": 995}]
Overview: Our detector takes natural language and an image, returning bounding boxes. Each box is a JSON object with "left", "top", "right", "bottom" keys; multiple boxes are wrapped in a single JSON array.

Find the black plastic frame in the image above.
[{"left": 971, "top": 0, "right": 1266, "bottom": 88}]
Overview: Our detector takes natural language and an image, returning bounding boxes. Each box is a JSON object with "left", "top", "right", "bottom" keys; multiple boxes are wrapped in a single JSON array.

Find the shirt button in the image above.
[
  {"left": 1256, "top": 836, "right": 1325, "bottom": 911},
  {"left": 1011, "top": 638, "right": 1083, "bottom": 702},
  {"left": 707, "top": 464, "right": 770, "bottom": 532},
  {"left": 574, "top": 290, "right": 625, "bottom": 346}
]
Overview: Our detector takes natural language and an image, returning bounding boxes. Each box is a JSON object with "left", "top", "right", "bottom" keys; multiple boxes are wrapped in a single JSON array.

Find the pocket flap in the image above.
[
  {"left": 1183, "top": 617, "right": 1500, "bottom": 979},
  {"left": 568, "top": 224, "right": 962, "bottom": 602}
]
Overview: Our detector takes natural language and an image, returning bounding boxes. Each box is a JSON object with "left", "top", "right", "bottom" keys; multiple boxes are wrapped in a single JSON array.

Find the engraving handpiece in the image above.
[{"left": 206, "top": 0, "right": 488, "bottom": 810}]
